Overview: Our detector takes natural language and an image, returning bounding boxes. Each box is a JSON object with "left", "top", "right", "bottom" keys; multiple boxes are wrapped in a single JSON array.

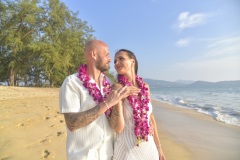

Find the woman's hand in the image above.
[{"left": 158, "top": 146, "right": 166, "bottom": 160}]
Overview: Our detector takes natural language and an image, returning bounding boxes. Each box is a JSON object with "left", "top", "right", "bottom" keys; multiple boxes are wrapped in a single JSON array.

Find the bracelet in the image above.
[{"left": 103, "top": 101, "right": 109, "bottom": 109}]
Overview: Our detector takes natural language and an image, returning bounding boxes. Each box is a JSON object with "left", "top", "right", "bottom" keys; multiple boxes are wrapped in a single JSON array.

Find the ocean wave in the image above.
[
  {"left": 215, "top": 111, "right": 240, "bottom": 127},
  {"left": 151, "top": 94, "right": 240, "bottom": 127}
]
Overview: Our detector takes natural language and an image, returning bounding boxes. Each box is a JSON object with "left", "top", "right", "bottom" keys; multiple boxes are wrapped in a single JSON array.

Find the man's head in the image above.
[{"left": 84, "top": 40, "right": 111, "bottom": 72}]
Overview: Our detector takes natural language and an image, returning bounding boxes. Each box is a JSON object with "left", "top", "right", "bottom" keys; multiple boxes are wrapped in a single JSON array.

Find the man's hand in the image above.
[
  {"left": 105, "top": 85, "right": 140, "bottom": 107},
  {"left": 125, "top": 86, "right": 141, "bottom": 97}
]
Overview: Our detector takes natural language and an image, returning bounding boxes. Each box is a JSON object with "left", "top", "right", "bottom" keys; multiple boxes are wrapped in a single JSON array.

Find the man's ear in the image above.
[{"left": 91, "top": 50, "right": 97, "bottom": 60}]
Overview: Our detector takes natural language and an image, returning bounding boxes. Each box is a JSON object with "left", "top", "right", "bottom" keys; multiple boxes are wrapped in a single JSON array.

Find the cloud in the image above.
[
  {"left": 177, "top": 12, "right": 207, "bottom": 30},
  {"left": 207, "top": 37, "right": 240, "bottom": 48},
  {"left": 205, "top": 44, "right": 240, "bottom": 57},
  {"left": 173, "top": 55, "right": 240, "bottom": 81},
  {"left": 204, "top": 35, "right": 240, "bottom": 57},
  {"left": 170, "top": 34, "right": 240, "bottom": 81},
  {"left": 176, "top": 38, "right": 190, "bottom": 47}
]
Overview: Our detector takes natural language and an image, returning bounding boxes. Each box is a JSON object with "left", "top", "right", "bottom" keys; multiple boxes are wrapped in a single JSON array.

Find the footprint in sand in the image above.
[
  {"left": 16, "top": 123, "right": 24, "bottom": 127},
  {"left": 16, "top": 119, "right": 34, "bottom": 127},
  {"left": 45, "top": 106, "right": 50, "bottom": 110},
  {"left": 44, "top": 116, "right": 50, "bottom": 120},
  {"left": 57, "top": 132, "right": 63, "bottom": 136},
  {"left": 57, "top": 131, "right": 66, "bottom": 137},
  {"left": 50, "top": 124, "right": 55, "bottom": 127},
  {"left": 1, "top": 156, "right": 12, "bottom": 160},
  {"left": 59, "top": 120, "right": 64, "bottom": 123},
  {"left": 42, "top": 150, "right": 50, "bottom": 158},
  {"left": 40, "top": 136, "right": 53, "bottom": 144},
  {"left": 40, "top": 138, "right": 48, "bottom": 144}
]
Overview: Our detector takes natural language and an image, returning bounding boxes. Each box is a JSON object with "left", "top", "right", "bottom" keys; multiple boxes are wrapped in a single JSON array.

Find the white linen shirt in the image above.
[{"left": 59, "top": 73, "right": 114, "bottom": 160}]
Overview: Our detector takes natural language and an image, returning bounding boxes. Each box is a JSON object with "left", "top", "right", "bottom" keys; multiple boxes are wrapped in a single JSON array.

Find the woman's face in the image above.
[{"left": 114, "top": 51, "right": 134, "bottom": 75}]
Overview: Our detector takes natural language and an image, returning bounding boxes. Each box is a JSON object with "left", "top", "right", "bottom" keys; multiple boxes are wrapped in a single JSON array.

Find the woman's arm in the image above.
[
  {"left": 146, "top": 83, "right": 166, "bottom": 160},
  {"left": 151, "top": 113, "right": 166, "bottom": 160}
]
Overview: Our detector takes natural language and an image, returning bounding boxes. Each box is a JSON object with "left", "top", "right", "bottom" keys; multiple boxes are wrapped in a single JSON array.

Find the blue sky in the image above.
[{"left": 61, "top": 0, "right": 240, "bottom": 82}]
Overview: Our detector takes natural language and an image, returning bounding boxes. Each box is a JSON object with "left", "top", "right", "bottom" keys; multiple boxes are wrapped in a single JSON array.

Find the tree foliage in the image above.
[{"left": 0, "top": 0, "right": 94, "bottom": 87}]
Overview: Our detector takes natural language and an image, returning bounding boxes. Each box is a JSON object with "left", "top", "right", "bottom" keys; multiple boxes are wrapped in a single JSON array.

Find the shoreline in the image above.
[{"left": 152, "top": 99, "right": 240, "bottom": 160}]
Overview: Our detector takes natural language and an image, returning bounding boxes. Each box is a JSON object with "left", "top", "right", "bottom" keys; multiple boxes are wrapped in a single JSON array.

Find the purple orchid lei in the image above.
[
  {"left": 118, "top": 74, "right": 150, "bottom": 146},
  {"left": 77, "top": 64, "right": 112, "bottom": 118}
]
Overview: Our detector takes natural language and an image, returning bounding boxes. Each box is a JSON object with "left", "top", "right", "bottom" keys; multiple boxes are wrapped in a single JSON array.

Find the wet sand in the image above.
[{"left": 152, "top": 99, "right": 240, "bottom": 160}]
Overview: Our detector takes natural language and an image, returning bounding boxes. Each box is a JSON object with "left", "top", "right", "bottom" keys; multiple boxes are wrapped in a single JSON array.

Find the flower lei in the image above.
[
  {"left": 77, "top": 64, "right": 112, "bottom": 118},
  {"left": 118, "top": 74, "right": 150, "bottom": 146}
]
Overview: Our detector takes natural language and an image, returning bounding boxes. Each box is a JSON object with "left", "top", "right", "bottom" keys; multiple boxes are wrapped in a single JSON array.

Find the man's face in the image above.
[{"left": 95, "top": 46, "right": 111, "bottom": 72}]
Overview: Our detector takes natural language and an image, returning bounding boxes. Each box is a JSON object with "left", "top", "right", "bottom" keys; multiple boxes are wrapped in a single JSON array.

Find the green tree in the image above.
[
  {"left": 0, "top": 0, "right": 42, "bottom": 86},
  {"left": 40, "top": 0, "right": 93, "bottom": 87},
  {"left": 0, "top": 0, "right": 94, "bottom": 87}
]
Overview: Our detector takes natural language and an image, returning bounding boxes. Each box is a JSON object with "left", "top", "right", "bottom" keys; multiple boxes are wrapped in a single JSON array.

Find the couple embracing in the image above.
[{"left": 59, "top": 40, "right": 166, "bottom": 160}]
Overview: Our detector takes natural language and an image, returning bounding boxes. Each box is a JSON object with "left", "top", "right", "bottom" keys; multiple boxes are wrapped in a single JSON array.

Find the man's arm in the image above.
[
  {"left": 64, "top": 104, "right": 104, "bottom": 132},
  {"left": 63, "top": 85, "right": 134, "bottom": 132}
]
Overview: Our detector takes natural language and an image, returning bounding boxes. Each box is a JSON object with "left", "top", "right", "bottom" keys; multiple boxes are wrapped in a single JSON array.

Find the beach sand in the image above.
[
  {"left": 152, "top": 99, "right": 240, "bottom": 160},
  {"left": 0, "top": 86, "right": 66, "bottom": 160},
  {"left": 1, "top": 87, "right": 240, "bottom": 160}
]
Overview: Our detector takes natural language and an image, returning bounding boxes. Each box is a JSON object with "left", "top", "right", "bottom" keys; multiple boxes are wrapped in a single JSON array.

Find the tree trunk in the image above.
[
  {"left": 9, "top": 68, "right": 15, "bottom": 86},
  {"left": 50, "top": 79, "right": 54, "bottom": 87},
  {"left": 24, "top": 80, "right": 28, "bottom": 87}
]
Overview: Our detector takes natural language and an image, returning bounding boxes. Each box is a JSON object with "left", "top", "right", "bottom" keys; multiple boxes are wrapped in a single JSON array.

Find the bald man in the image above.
[{"left": 59, "top": 40, "right": 139, "bottom": 160}]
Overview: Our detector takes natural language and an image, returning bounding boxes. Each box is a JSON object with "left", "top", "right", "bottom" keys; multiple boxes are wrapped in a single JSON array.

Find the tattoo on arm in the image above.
[
  {"left": 64, "top": 105, "right": 101, "bottom": 131},
  {"left": 110, "top": 106, "right": 120, "bottom": 130}
]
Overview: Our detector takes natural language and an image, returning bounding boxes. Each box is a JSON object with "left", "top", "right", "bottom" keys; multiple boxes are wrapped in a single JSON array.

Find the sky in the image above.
[{"left": 60, "top": 0, "right": 240, "bottom": 82}]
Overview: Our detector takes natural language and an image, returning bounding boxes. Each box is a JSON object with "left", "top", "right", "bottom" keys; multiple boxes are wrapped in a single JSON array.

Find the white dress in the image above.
[{"left": 113, "top": 99, "right": 159, "bottom": 160}]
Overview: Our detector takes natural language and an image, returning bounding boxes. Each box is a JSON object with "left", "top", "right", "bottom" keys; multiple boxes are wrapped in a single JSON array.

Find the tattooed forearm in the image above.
[
  {"left": 64, "top": 105, "right": 101, "bottom": 132},
  {"left": 110, "top": 106, "right": 120, "bottom": 130}
]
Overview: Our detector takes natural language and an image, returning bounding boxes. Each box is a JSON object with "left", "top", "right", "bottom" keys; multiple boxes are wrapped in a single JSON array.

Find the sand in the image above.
[
  {"left": 1, "top": 87, "right": 240, "bottom": 160},
  {"left": 0, "top": 87, "right": 66, "bottom": 160},
  {"left": 152, "top": 99, "right": 240, "bottom": 160}
]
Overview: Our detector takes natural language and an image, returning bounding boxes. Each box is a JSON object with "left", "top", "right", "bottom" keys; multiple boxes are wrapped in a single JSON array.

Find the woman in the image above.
[{"left": 109, "top": 49, "right": 166, "bottom": 160}]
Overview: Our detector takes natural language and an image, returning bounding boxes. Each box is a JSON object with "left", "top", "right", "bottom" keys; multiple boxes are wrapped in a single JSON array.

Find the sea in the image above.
[{"left": 148, "top": 80, "right": 240, "bottom": 127}]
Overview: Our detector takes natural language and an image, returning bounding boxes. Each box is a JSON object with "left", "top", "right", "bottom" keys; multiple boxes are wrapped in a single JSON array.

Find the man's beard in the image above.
[{"left": 96, "top": 58, "right": 109, "bottom": 72}]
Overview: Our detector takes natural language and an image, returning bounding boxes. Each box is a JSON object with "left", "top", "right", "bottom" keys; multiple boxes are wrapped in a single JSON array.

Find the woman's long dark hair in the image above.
[{"left": 115, "top": 49, "right": 138, "bottom": 74}]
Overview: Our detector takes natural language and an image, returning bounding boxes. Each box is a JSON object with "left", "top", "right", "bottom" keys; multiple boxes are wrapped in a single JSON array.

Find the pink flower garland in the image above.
[
  {"left": 77, "top": 64, "right": 112, "bottom": 118},
  {"left": 118, "top": 74, "right": 150, "bottom": 146}
]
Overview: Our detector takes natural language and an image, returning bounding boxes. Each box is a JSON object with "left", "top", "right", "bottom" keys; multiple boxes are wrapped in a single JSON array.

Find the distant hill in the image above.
[
  {"left": 143, "top": 78, "right": 186, "bottom": 87},
  {"left": 174, "top": 80, "right": 195, "bottom": 84},
  {"left": 190, "top": 81, "right": 213, "bottom": 86},
  {"left": 190, "top": 80, "right": 240, "bottom": 87},
  {"left": 143, "top": 78, "right": 240, "bottom": 88}
]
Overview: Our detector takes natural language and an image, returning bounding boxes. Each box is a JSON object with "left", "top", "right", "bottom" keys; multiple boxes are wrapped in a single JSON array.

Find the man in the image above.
[{"left": 59, "top": 40, "right": 139, "bottom": 160}]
